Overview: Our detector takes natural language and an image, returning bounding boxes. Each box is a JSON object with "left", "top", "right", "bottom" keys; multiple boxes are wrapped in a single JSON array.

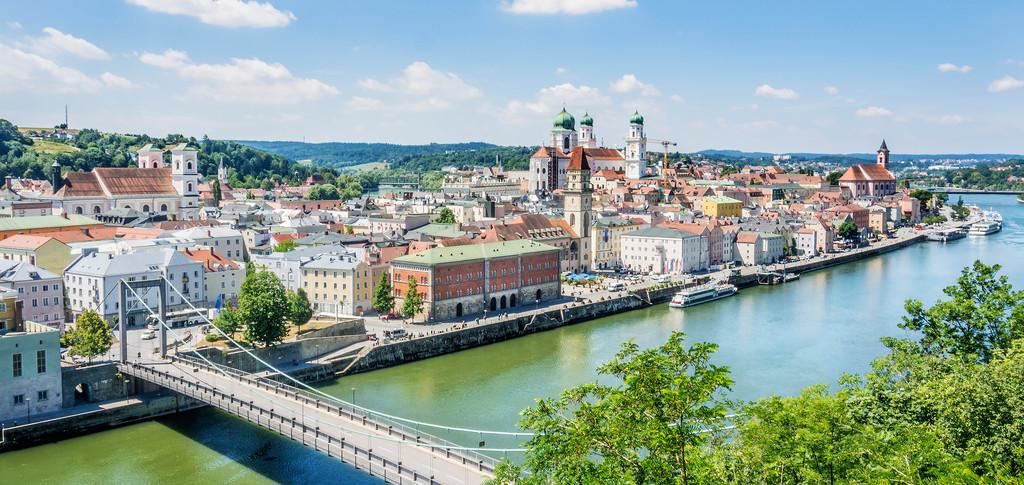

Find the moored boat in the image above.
[
  {"left": 968, "top": 220, "right": 1002, "bottom": 236},
  {"left": 669, "top": 283, "right": 737, "bottom": 308}
]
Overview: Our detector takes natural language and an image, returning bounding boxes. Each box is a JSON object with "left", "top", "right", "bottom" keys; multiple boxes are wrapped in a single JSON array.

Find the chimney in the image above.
[
  {"left": 80, "top": 227, "right": 90, "bottom": 237},
  {"left": 4, "top": 176, "right": 11, "bottom": 190}
]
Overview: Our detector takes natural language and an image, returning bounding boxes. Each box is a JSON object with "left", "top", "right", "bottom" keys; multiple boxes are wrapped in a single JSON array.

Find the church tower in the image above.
[
  {"left": 564, "top": 147, "right": 592, "bottom": 273},
  {"left": 137, "top": 144, "right": 165, "bottom": 169},
  {"left": 579, "top": 113, "right": 597, "bottom": 149},
  {"left": 624, "top": 110, "right": 647, "bottom": 178},
  {"left": 170, "top": 143, "right": 201, "bottom": 220},
  {"left": 217, "top": 156, "right": 228, "bottom": 184},
  {"left": 876, "top": 139, "right": 890, "bottom": 170},
  {"left": 550, "top": 108, "right": 578, "bottom": 153}
]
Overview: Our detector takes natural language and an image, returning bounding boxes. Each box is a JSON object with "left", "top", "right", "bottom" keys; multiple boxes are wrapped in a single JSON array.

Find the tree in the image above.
[
  {"left": 239, "top": 269, "right": 291, "bottom": 347},
  {"left": 434, "top": 207, "right": 456, "bottom": 224},
  {"left": 951, "top": 197, "right": 970, "bottom": 221},
  {"left": 373, "top": 272, "right": 394, "bottom": 315},
  {"left": 898, "top": 261, "right": 1024, "bottom": 363},
  {"left": 826, "top": 171, "right": 842, "bottom": 186},
  {"left": 401, "top": 277, "right": 424, "bottom": 321},
  {"left": 493, "top": 332, "right": 733, "bottom": 484},
  {"left": 212, "top": 305, "right": 241, "bottom": 336},
  {"left": 61, "top": 309, "right": 113, "bottom": 363},
  {"left": 211, "top": 179, "right": 222, "bottom": 203},
  {"left": 288, "top": 288, "right": 313, "bottom": 329},
  {"left": 909, "top": 189, "right": 934, "bottom": 208},
  {"left": 274, "top": 239, "right": 296, "bottom": 252},
  {"left": 307, "top": 183, "right": 340, "bottom": 200},
  {"left": 836, "top": 220, "right": 859, "bottom": 241}
]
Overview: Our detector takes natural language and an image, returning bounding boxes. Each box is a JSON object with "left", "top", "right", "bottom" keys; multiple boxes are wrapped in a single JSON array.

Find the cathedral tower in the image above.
[
  {"left": 564, "top": 147, "right": 592, "bottom": 273},
  {"left": 550, "top": 108, "right": 578, "bottom": 153},
  {"left": 579, "top": 112, "right": 597, "bottom": 149}
]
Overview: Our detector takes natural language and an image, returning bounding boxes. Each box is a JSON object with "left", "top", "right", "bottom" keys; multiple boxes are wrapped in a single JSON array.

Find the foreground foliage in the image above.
[{"left": 493, "top": 261, "right": 1024, "bottom": 483}]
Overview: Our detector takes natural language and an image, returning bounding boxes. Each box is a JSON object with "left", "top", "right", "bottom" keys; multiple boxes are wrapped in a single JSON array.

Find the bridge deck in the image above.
[{"left": 120, "top": 358, "right": 495, "bottom": 485}]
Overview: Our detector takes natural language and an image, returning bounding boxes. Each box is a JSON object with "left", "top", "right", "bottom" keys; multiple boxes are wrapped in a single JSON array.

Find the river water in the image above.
[{"left": 3, "top": 194, "right": 1022, "bottom": 484}]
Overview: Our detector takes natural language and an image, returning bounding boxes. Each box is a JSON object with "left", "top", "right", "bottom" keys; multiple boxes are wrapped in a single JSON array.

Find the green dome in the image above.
[
  {"left": 553, "top": 108, "right": 576, "bottom": 130},
  {"left": 580, "top": 112, "right": 594, "bottom": 127},
  {"left": 629, "top": 110, "right": 644, "bottom": 125}
]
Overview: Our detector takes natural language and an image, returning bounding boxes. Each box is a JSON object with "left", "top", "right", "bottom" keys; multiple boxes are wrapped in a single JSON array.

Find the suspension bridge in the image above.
[{"left": 110, "top": 276, "right": 530, "bottom": 485}]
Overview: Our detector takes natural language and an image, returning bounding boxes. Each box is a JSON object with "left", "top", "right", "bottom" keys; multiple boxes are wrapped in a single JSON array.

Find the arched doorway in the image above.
[
  {"left": 535, "top": 289, "right": 543, "bottom": 302},
  {"left": 74, "top": 206, "right": 83, "bottom": 215},
  {"left": 160, "top": 204, "right": 168, "bottom": 212},
  {"left": 489, "top": 297, "right": 497, "bottom": 311},
  {"left": 510, "top": 294, "right": 517, "bottom": 307},
  {"left": 74, "top": 383, "right": 90, "bottom": 404},
  {"left": 92, "top": 205, "right": 101, "bottom": 214},
  {"left": 355, "top": 305, "right": 363, "bottom": 315},
  {"left": 142, "top": 204, "right": 150, "bottom": 212},
  {"left": 455, "top": 303, "right": 463, "bottom": 317},
  {"left": 500, "top": 295, "right": 507, "bottom": 309}
]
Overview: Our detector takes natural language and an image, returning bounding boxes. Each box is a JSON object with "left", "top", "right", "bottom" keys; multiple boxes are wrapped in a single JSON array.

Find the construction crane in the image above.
[{"left": 647, "top": 139, "right": 678, "bottom": 184}]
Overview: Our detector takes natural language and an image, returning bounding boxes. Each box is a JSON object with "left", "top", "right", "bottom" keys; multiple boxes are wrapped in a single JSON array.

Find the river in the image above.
[{"left": 3, "top": 194, "right": 1022, "bottom": 484}]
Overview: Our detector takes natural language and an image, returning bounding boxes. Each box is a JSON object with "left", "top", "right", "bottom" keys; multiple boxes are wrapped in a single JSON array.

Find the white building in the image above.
[
  {"left": 64, "top": 248, "right": 206, "bottom": 326},
  {"left": 621, "top": 227, "right": 705, "bottom": 274},
  {"left": 47, "top": 143, "right": 202, "bottom": 220},
  {"left": 794, "top": 228, "right": 818, "bottom": 257},
  {"left": 181, "top": 248, "right": 245, "bottom": 308},
  {"left": 252, "top": 245, "right": 365, "bottom": 292},
  {"left": 0, "top": 319, "right": 62, "bottom": 422},
  {"left": 172, "top": 226, "right": 246, "bottom": 261}
]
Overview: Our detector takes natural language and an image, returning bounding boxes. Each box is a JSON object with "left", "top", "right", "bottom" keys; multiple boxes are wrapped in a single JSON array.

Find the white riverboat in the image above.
[
  {"left": 669, "top": 284, "right": 737, "bottom": 308},
  {"left": 968, "top": 220, "right": 1002, "bottom": 236}
]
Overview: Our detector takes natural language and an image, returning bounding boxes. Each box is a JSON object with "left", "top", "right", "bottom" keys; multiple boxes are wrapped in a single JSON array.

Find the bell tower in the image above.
[
  {"left": 876, "top": 139, "right": 890, "bottom": 170},
  {"left": 564, "top": 147, "right": 592, "bottom": 273}
]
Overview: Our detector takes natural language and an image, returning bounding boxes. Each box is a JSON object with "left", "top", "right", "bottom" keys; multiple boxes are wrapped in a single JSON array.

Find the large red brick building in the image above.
[{"left": 391, "top": 240, "right": 561, "bottom": 321}]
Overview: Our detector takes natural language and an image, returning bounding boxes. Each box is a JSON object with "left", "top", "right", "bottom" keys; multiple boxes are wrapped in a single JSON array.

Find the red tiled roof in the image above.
[
  {"left": 583, "top": 148, "right": 624, "bottom": 160},
  {"left": 567, "top": 147, "right": 590, "bottom": 171},
  {"left": 181, "top": 248, "right": 239, "bottom": 271},
  {"left": 839, "top": 163, "right": 894, "bottom": 182},
  {"left": 0, "top": 234, "right": 56, "bottom": 250}
]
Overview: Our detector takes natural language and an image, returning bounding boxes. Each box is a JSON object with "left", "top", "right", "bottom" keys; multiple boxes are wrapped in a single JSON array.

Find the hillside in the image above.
[{"left": 0, "top": 119, "right": 338, "bottom": 188}]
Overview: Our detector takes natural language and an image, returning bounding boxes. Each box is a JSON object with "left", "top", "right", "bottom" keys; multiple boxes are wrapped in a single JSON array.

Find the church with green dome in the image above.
[{"left": 528, "top": 108, "right": 649, "bottom": 194}]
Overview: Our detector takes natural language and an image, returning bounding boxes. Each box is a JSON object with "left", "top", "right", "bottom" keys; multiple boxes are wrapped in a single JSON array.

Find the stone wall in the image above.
[
  {"left": 295, "top": 318, "right": 366, "bottom": 340},
  {"left": 195, "top": 334, "right": 368, "bottom": 373}
]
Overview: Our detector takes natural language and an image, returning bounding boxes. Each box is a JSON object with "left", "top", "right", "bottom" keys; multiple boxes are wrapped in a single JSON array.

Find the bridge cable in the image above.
[
  {"left": 159, "top": 275, "right": 536, "bottom": 438},
  {"left": 120, "top": 280, "right": 528, "bottom": 453}
]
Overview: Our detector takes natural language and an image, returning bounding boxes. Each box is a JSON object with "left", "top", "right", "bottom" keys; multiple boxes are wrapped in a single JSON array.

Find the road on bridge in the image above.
[{"left": 121, "top": 357, "right": 496, "bottom": 485}]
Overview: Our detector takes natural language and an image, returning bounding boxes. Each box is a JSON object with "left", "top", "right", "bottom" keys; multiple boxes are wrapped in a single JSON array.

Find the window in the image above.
[
  {"left": 13, "top": 394, "right": 24, "bottom": 405},
  {"left": 12, "top": 353, "right": 22, "bottom": 377},
  {"left": 37, "top": 350, "right": 46, "bottom": 373},
  {"left": 37, "top": 390, "right": 48, "bottom": 401},
  {"left": 32, "top": 299, "right": 37, "bottom": 307}
]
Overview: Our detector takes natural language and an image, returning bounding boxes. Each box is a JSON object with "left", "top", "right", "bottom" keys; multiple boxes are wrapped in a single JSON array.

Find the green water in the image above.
[{"left": 4, "top": 194, "right": 1022, "bottom": 483}]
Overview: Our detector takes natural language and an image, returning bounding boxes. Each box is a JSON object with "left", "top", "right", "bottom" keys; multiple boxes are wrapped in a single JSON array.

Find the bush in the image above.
[{"left": 205, "top": 334, "right": 219, "bottom": 342}]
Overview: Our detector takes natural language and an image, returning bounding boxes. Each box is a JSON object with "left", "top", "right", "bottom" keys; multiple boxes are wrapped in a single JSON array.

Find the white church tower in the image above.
[
  {"left": 579, "top": 113, "right": 597, "bottom": 149},
  {"left": 624, "top": 110, "right": 647, "bottom": 179},
  {"left": 170, "top": 143, "right": 201, "bottom": 220},
  {"left": 550, "top": 107, "right": 578, "bottom": 153},
  {"left": 137, "top": 144, "right": 165, "bottom": 168}
]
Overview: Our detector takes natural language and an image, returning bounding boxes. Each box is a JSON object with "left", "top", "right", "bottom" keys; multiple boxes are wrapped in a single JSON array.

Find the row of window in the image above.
[
  {"left": 12, "top": 390, "right": 49, "bottom": 405},
  {"left": 16, "top": 284, "right": 59, "bottom": 294},
  {"left": 11, "top": 350, "right": 47, "bottom": 377}
]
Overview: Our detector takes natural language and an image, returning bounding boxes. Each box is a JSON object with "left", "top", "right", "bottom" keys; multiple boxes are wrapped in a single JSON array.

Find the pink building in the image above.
[{"left": 0, "top": 261, "right": 63, "bottom": 327}]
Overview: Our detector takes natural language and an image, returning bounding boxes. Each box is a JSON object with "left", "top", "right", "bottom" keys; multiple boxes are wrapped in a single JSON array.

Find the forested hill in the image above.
[
  {"left": 943, "top": 160, "right": 1024, "bottom": 191},
  {"left": 0, "top": 119, "right": 338, "bottom": 189},
  {"left": 236, "top": 140, "right": 536, "bottom": 171}
]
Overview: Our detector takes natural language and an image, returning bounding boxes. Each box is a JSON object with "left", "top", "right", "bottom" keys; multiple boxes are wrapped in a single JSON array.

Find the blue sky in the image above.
[{"left": 2, "top": 0, "right": 1023, "bottom": 153}]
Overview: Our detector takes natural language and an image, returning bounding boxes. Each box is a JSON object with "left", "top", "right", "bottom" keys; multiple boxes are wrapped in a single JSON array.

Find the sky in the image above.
[{"left": 2, "top": 0, "right": 1024, "bottom": 153}]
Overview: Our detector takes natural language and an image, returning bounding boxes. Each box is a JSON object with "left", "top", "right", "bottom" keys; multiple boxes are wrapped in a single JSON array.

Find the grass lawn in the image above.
[
  {"left": 344, "top": 161, "right": 389, "bottom": 172},
  {"left": 196, "top": 320, "right": 338, "bottom": 349},
  {"left": 29, "top": 139, "right": 80, "bottom": 154}
]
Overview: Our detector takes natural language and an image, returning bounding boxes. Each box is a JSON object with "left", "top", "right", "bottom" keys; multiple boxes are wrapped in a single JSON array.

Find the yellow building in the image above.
[
  {"left": 0, "top": 235, "right": 73, "bottom": 275},
  {"left": 0, "top": 287, "right": 20, "bottom": 333},
  {"left": 591, "top": 216, "right": 644, "bottom": 270},
  {"left": 300, "top": 252, "right": 373, "bottom": 316},
  {"left": 702, "top": 195, "right": 743, "bottom": 218}
]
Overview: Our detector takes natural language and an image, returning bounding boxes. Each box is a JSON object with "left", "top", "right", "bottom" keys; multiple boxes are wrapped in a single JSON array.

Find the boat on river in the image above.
[
  {"left": 669, "top": 283, "right": 737, "bottom": 308},
  {"left": 1017, "top": 194, "right": 1024, "bottom": 203},
  {"left": 927, "top": 228, "right": 966, "bottom": 242},
  {"left": 968, "top": 220, "right": 1002, "bottom": 236}
]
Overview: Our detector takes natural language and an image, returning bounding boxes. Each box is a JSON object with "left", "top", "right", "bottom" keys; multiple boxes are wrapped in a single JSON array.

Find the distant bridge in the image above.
[{"left": 922, "top": 187, "right": 1023, "bottom": 195}]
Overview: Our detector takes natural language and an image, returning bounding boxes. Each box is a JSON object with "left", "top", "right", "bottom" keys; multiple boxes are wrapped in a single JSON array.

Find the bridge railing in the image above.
[
  {"left": 121, "top": 362, "right": 447, "bottom": 484},
  {"left": 167, "top": 354, "right": 501, "bottom": 472}
]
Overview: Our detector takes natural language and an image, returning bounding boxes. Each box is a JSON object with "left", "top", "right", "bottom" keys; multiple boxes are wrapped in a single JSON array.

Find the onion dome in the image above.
[
  {"left": 629, "top": 110, "right": 644, "bottom": 125},
  {"left": 580, "top": 112, "right": 594, "bottom": 127},
  {"left": 553, "top": 108, "right": 576, "bottom": 130}
]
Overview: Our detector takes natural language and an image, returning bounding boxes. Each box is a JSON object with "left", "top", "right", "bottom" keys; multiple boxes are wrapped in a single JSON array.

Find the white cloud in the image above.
[
  {"left": 935, "top": 115, "right": 965, "bottom": 125},
  {"left": 0, "top": 43, "right": 102, "bottom": 93},
  {"left": 7, "top": 21, "right": 23, "bottom": 30},
  {"left": 26, "top": 27, "right": 110, "bottom": 60},
  {"left": 100, "top": 72, "right": 138, "bottom": 89},
  {"left": 670, "top": 94, "right": 684, "bottom": 103},
  {"left": 737, "top": 120, "right": 779, "bottom": 130},
  {"left": 347, "top": 96, "right": 382, "bottom": 111},
  {"left": 555, "top": 67, "right": 569, "bottom": 76},
  {"left": 610, "top": 74, "right": 659, "bottom": 96},
  {"left": 358, "top": 61, "right": 481, "bottom": 111},
  {"left": 504, "top": 82, "right": 609, "bottom": 118},
  {"left": 755, "top": 84, "right": 799, "bottom": 100},
  {"left": 1005, "top": 58, "right": 1024, "bottom": 68},
  {"left": 823, "top": 85, "right": 839, "bottom": 95},
  {"left": 855, "top": 106, "right": 893, "bottom": 117},
  {"left": 126, "top": 0, "right": 295, "bottom": 28},
  {"left": 139, "top": 49, "right": 337, "bottom": 103},
  {"left": 937, "top": 63, "right": 972, "bottom": 73},
  {"left": 988, "top": 75, "right": 1024, "bottom": 93},
  {"left": 500, "top": 0, "right": 637, "bottom": 15}
]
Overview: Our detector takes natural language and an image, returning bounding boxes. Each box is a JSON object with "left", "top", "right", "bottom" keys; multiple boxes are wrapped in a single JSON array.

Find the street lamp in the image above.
[
  {"left": 351, "top": 387, "right": 356, "bottom": 406},
  {"left": 25, "top": 398, "right": 31, "bottom": 424}
]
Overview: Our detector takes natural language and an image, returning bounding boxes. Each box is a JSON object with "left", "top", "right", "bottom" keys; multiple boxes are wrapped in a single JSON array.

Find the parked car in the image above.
[{"left": 141, "top": 329, "right": 157, "bottom": 340}]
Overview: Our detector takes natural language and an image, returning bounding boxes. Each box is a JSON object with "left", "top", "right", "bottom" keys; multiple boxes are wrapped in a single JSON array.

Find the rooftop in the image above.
[
  {"left": 393, "top": 239, "right": 558, "bottom": 266},
  {"left": 0, "top": 214, "right": 101, "bottom": 232},
  {"left": 622, "top": 227, "right": 698, "bottom": 240}
]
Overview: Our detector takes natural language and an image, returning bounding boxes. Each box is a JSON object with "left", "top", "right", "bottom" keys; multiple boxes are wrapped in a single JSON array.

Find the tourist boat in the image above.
[
  {"left": 968, "top": 220, "right": 1002, "bottom": 236},
  {"left": 1018, "top": 194, "right": 1024, "bottom": 203},
  {"left": 669, "top": 284, "right": 737, "bottom": 308},
  {"left": 983, "top": 209, "right": 1003, "bottom": 223},
  {"left": 927, "top": 228, "right": 966, "bottom": 242}
]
